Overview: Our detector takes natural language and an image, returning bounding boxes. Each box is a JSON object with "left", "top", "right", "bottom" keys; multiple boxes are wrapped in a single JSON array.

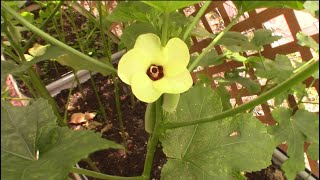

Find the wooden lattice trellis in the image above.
[{"left": 186, "top": 1, "right": 319, "bottom": 178}]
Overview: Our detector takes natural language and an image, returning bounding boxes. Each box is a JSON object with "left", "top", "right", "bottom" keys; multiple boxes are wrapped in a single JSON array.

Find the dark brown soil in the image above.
[{"left": 246, "top": 162, "right": 287, "bottom": 180}]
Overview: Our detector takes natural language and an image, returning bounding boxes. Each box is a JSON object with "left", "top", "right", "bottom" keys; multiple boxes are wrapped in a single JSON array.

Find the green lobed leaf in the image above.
[
  {"left": 167, "top": 12, "right": 193, "bottom": 39},
  {"left": 107, "top": 1, "right": 153, "bottom": 22},
  {"left": 293, "top": 109, "right": 319, "bottom": 144},
  {"left": 296, "top": 32, "right": 319, "bottom": 51},
  {"left": 164, "top": 86, "right": 223, "bottom": 124},
  {"left": 195, "top": 74, "right": 211, "bottom": 87},
  {"left": 1, "top": 99, "right": 57, "bottom": 161},
  {"left": 191, "top": 26, "right": 215, "bottom": 39},
  {"left": 189, "top": 49, "right": 224, "bottom": 67},
  {"left": 160, "top": 112, "right": 276, "bottom": 179},
  {"left": 1, "top": 98, "right": 122, "bottom": 180},
  {"left": 251, "top": 29, "right": 282, "bottom": 48},
  {"left": 217, "top": 31, "right": 258, "bottom": 52},
  {"left": 252, "top": 55, "right": 294, "bottom": 84},
  {"left": 142, "top": 1, "right": 201, "bottom": 13},
  {"left": 215, "top": 85, "right": 232, "bottom": 111},
  {"left": 225, "top": 75, "right": 261, "bottom": 95},
  {"left": 120, "top": 22, "right": 157, "bottom": 49},
  {"left": 303, "top": 1, "right": 319, "bottom": 19},
  {"left": 269, "top": 108, "right": 319, "bottom": 179},
  {"left": 307, "top": 143, "right": 319, "bottom": 160},
  {"left": 233, "top": 1, "right": 305, "bottom": 14}
]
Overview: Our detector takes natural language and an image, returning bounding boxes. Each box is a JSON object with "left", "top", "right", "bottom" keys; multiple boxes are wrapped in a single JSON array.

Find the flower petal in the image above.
[
  {"left": 163, "top": 37, "right": 190, "bottom": 76},
  {"left": 117, "top": 49, "right": 150, "bottom": 85},
  {"left": 134, "top": 33, "right": 166, "bottom": 65},
  {"left": 153, "top": 69, "right": 193, "bottom": 94},
  {"left": 131, "top": 73, "right": 162, "bottom": 103}
]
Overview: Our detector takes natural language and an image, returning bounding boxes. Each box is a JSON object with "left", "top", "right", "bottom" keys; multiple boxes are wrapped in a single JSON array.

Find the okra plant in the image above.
[{"left": 1, "top": 1, "right": 319, "bottom": 180}]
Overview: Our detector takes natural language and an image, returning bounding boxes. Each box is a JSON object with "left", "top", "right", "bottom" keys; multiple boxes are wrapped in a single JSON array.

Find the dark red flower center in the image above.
[{"left": 146, "top": 64, "right": 164, "bottom": 81}]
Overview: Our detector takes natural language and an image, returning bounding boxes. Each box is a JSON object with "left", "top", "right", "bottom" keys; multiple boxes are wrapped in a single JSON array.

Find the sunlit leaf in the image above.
[
  {"left": 20, "top": 11, "right": 34, "bottom": 23},
  {"left": 303, "top": 1, "right": 319, "bottom": 19},
  {"left": 296, "top": 32, "right": 319, "bottom": 51},
  {"left": 251, "top": 29, "right": 282, "bottom": 48},
  {"left": 28, "top": 44, "right": 48, "bottom": 57},
  {"left": 19, "top": 46, "right": 113, "bottom": 76}
]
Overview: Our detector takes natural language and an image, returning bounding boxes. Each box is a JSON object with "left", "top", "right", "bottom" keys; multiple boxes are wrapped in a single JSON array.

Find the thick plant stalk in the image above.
[
  {"left": 89, "top": 72, "right": 108, "bottom": 122},
  {"left": 166, "top": 60, "right": 319, "bottom": 129},
  {"left": 142, "top": 99, "right": 163, "bottom": 179}
]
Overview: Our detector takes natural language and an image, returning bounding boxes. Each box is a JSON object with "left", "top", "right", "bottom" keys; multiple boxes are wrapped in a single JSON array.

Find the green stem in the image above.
[
  {"left": 1, "top": 2, "right": 117, "bottom": 74},
  {"left": 142, "top": 99, "right": 163, "bottom": 179},
  {"left": 83, "top": 157, "right": 101, "bottom": 173},
  {"left": 53, "top": 61, "right": 60, "bottom": 76},
  {"left": 51, "top": 12, "right": 64, "bottom": 43},
  {"left": 188, "top": 14, "right": 241, "bottom": 72},
  {"left": 66, "top": 4, "right": 107, "bottom": 120},
  {"left": 89, "top": 72, "right": 108, "bottom": 122},
  {"left": 130, "top": 89, "right": 136, "bottom": 107},
  {"left": 293, "top": 57, "right": 317, "bottom": 73},
  {"left": 70, "top": 167, "right": 142, "bottom": 180},
  {"left": 97, "top": 1, "right": 127, "bottom": 145},
  {"left": 22, "top": 0, "right": 64, "bottom": 52},
  {"left": 85, "top": 26, "right": 97, "bottom": 45},
  {"left": 113, "top": 74, "right": 127, "bottom": 144},
  {"left": 63, "top": 77, "right": 76, "bottom": 123},
  {"left": 18, "top": 76, "right": 38, "bottom": 98},
  {"left": 161, "top": 12, "right": 169, "bottom": 46},
  {"left": 73, "top": 70, "right": 85, "bottom": 98},
  {"left": 183, "top": 1, "right": 211, "bottom": 41},
  {"left": 165, "top": 60, "right": 319, "bottom": 129}
]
